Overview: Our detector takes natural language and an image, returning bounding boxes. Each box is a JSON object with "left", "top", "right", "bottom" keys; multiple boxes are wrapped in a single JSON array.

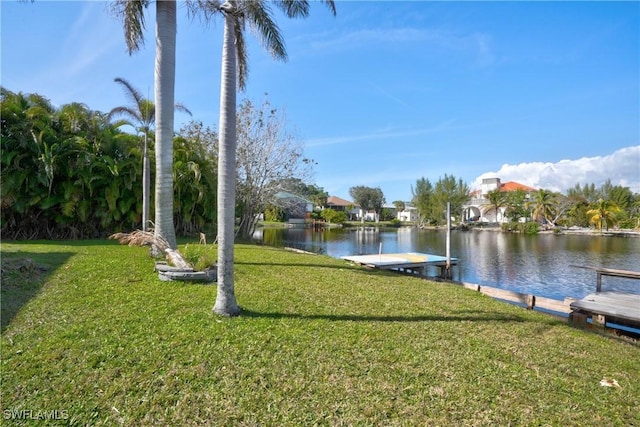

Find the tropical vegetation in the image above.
[
  {"left": 109, "top": 77, "right": 192, "bottom": 232},
  {"left": 0, "top": 87, "right": 219, "bottom": 239}
]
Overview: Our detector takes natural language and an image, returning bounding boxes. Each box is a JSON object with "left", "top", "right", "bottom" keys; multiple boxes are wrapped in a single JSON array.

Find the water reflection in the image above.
[{"left": 255, "top": 227, "right": 640, "bottom": 300}]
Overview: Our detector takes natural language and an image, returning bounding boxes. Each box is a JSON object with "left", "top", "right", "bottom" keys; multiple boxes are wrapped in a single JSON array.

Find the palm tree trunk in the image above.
[
  {"left": 214, "top": 9, "right": 241, "bottom": 316},
  {"left": 154, "top": 0, "right": 177, "bottom": 249},
  {"left": 142, "top": 133, "right": 150, "bottom": 232}
]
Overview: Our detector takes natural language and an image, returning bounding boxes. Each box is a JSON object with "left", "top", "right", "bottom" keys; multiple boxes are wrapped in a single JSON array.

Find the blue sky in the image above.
[{"left": 2, "top": 1, "right": 639, "bottom": 202}]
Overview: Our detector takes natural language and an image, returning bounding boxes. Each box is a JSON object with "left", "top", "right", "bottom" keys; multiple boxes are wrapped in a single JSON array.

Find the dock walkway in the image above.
[
  {"left": 569, "top": 266, "right": 640, "bottom": 331},
  {"left": 342, "top": 252, "right": 458, "bottom": 279}
]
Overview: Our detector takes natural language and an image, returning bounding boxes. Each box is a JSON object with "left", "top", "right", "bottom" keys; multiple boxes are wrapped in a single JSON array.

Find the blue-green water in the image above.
[{"left": 254, "top": 227, "right": 640, "bottom": 301}]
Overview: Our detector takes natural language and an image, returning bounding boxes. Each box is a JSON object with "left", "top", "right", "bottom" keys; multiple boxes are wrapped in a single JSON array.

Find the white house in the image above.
[
  {"left": 463, "top": 178, "right": 537, "bottom": 223},
  {"left": 397, "top": 206, "right": 419, "bottom": 222}
]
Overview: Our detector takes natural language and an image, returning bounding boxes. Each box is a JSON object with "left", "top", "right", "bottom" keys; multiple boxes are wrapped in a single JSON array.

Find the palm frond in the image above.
[
  {"left": 235, "top": 19, "right": 249, "bottom": 90},
  {"left": 273, "top": 0, "right": 309, "bottom": 18},
  {"left": 246, "top": 1, "right": 288, "bottom": 61},
  {"left": 110, "top": 0, "right": 150, "bottom": 54},
  {"left": 114, "top": 77, "right": 146, "bottom": 109},
  {"left": 109, "top": 229, "right": 168, "bottom": 250},
  {"left": 107, "top": 106, "right": 141, "bottom": 123},
  {"left": 175, "top": 102, "right": 193, "bottom": 117}
]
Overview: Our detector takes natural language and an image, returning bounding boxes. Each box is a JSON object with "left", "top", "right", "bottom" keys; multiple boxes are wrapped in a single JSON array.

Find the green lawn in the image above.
[{"left": 1, "top": 241, "right": 638, "bottom": 426}]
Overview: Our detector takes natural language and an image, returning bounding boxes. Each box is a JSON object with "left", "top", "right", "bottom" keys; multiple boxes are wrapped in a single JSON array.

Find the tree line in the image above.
[
  {"left": 335, "top": 174, "right": 639, "bottom": 232},
  {"left": 410, "top": 175, "right": 640, "bottom": 231},
  {"left": 0, "top": 87, "right": 312, "bottom": 240}
]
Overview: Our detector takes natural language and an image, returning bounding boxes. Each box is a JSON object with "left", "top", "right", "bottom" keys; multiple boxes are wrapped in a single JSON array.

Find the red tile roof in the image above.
[{"left": 499, "top": 181, "right": 537, "bottom": 192}]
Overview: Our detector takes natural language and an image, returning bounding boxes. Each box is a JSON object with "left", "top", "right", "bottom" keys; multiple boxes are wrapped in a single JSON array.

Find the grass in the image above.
[{"left": 1, "top": 240, "right": 639, "bottom": 426}]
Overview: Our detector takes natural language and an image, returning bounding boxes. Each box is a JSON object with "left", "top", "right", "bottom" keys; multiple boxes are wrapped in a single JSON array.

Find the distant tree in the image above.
[
  {"left": 320, "top": 208, "right": 346, "bottom": 224},
  {"left": 235, "top": 98, "right": 311, "bottom": 240},
  {"left": 304, "top": 184, "right": 329, "bottom": 210},
  {"left": 411, "top": 177, "right": 433, "bottom": 226},
  {"left": 567, "top": 183, "right": 602, "bottom": 204},
  {"left": 606, "top": 184, "right": 634, "bottom": 212},
  {"left": 587, "top": 199, "right": 623, "bottom": 233},
  {"left": 280, "top": 178, "right": 328, "bottom": 209},
  {"left": 549, "top": 193, "right": 575, "bottom": 226},
  {"left": 483, "top": 189, "right": 508, "bottom": 223},
  {"left": 349, "top": 186, "right": 385, "bottom": 223},
  {"left": 433, "top": 175, "right": 470, "bottom": 223},
  {"left": 264, "top": 204, "right": 286, "bottom": 222},
  {"left": 504, "top": 189, "right": 529, "bottom": 222},
  {"left": 380, "top": 207, "right": 396, "bottom": 221},
  {"left": 393, "top": 200, "right": 405, "bottom": 212},
  {"left": 528, "top": 189, "right": 558, "bottom": 225}
]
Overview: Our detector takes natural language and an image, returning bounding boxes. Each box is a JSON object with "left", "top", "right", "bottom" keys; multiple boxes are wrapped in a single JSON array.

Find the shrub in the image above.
[{"left": 182, "top": 244, "right": 217, "bottom": 270}]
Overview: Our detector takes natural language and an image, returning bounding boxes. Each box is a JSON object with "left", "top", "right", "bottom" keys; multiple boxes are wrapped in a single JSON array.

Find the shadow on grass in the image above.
[
  {"left": 235, "top": 261, "right": 397, "bottom": 276},
  {"left": 1, "top": 251, "right": 73, "bottom": 333},
  {"left": 240, "top": 308, "right": 529, "bottom": 323}
]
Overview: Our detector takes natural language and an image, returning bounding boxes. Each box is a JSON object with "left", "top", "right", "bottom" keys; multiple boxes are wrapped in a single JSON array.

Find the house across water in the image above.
[{"left": 463, "top": 177, "right": 537, "bottom": 223}]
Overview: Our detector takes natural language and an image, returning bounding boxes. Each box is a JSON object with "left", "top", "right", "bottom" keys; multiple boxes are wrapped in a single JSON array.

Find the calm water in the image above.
[{"left": 254, "top": 227, "right": 640, "bottom": 301}]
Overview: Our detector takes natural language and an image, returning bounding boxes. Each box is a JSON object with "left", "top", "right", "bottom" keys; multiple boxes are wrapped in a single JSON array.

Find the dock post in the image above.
[{"left": 445, "top": 202, "right": 451, "bottom": 279}]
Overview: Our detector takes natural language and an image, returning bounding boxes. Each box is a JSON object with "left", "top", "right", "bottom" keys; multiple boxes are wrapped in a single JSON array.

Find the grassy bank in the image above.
[{"left": 1, "top": 241, "right": 638, "bottom": 426}]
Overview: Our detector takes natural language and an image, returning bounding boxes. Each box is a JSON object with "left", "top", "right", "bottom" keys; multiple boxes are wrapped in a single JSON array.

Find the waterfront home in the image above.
[
  {"left": 397, "top": 205, "right": 419, "bottom": 222},
  {"left": 463, "top": 177, "right": 537, "bottom": 223},
  {"left": 325, "top": 196, "right": 361, "bottom": 221}
]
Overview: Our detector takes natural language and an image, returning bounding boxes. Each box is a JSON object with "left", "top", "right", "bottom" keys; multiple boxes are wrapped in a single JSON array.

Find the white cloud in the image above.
[{"left": 472, "top": 146, "right": 640, "bottom": 193}]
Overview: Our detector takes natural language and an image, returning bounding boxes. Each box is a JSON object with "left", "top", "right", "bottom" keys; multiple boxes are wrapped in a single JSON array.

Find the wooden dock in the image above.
[
  {"left": 569, "top": 266, "right": 640, "bottom": 332},
  {"left": 342, "top": 252, "right": 458, "bottom": 279}
]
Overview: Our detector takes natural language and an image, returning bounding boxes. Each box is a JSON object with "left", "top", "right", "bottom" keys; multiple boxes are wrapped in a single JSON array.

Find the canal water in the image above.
[{"left": 253, "top": 227, "right": 640, "bottom": 301}]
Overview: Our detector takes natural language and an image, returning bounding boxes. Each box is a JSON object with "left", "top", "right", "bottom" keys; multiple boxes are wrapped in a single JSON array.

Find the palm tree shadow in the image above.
[
  {"left": 235, "top": 260, "right": 399, "bottom": 277},
  {"left": 1, "top": 251, "right": 73, "bottom": 333},
  {"left": 240, "top": 308, "right": 529, "bottom": 323}
]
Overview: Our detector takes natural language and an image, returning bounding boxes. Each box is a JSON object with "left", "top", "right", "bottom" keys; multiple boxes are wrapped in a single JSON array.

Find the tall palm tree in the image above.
[
  {"left": 212, "top": 0, "right": 336, "bottom": 316},
  {"left": 108, "top": 77, "right": 191, "bottom": 232},
  {"left": 108, "top": 78, "right": 155, "bottom": 231},
  {"left": 111, "top": 0, "right": 179, "bottom": 249},
  {"left": 153, "top": 0, "right": 179, "bottom": 249},
  {"left": 587, "top": 199, "right": 622, "bottom": 233}
]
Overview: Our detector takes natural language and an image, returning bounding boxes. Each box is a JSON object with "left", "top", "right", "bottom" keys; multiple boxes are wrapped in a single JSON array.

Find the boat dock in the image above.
[
  {"left": 341, "top": 252, "right": 458, "bottom": 279},
  {"left": 569, "top": 266, "right": 640, "bottom": 332}
]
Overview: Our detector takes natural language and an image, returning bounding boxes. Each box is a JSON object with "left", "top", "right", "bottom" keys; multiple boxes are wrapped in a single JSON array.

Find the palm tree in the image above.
[
  {"left": 111, "top": 0, "right": 179, "bottom": 249},
  {"left": 108, "top": 77, "right": 191, "bottom": 232},
  {"left": 528, "top": 189, "right": 557, "bottom": 226},
  {"left": 483, "top": 189, "right": 507, "bottom": 223},
  {"left": 587, "top": 199, "right": 623, "bottom": 233},
  {"left": 212, "top": 0, "right": 336, "bottom": 316},
  {"left": 108, "top": 78, "right": 155, "bottom": 231}
]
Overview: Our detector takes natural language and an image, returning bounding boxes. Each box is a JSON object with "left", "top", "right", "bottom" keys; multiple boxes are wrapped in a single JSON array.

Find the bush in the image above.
[
  {"left": 321, "top": 208, "right": 347, "bottom": 224},
  {"left": 182, "top": 244, "right": 217, "bottom": 270},
  {"left": 501, "top": 221, "right": 539, "bottom": 234}
]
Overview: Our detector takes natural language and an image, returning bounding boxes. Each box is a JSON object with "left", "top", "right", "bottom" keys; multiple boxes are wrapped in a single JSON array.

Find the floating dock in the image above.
[{"left": 342, "top": 252, "right": 458, "bottom": 279}]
